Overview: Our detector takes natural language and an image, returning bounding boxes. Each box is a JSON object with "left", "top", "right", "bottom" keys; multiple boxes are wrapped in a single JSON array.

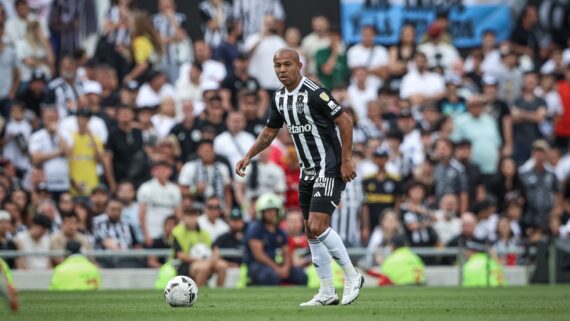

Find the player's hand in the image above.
[
  {"left": 340, "top": 158, "right": 357, "bottom": 182},
  {"left": 235, "top": 156, "right": 250, "bottom": 177}
]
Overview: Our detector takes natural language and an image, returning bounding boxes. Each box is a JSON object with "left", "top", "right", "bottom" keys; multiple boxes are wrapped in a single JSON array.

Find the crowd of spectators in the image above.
[{"left": 0, "top": 0, "right": 569, "bottom": 276}]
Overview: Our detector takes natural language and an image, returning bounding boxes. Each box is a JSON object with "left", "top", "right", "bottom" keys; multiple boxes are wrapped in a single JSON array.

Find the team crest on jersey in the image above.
[
  {"left": 295, "top": 91, "right": 308, "bottom": 113},
  {"left": 319, "top": 92, "right": 329, "bottom": 101}
]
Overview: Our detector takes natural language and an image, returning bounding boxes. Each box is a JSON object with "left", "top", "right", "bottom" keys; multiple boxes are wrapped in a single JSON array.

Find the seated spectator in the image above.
[
  {"left": 491, "top": 157, "right": 525, "bottom": 211},
  {"left": 379, "top": 234, "right": 425, "bottom": 286},
  {"left": 195, "top": 90, "right": 227, "bottom": 136},
  {"left": 94, "top": 198, "right": 141, "bottom": 268},
  {"left": 504, "top": 199, "right": 523, "bottom": 238},
  {"left": 179, "top": 140, "right": 232, "bottom": 209},
  {"left": 56, "top": 193, "right": 74, "bottom": 216},
  {"left": 396, "top": 109, "right": 425, "bottom": 168},
  {"left": 137, "top": 160, "right": 182, "bottom": 246},
  {"left": 198, "top": 196, "right": 229, "bottom": 241},
  {"left": 400, "top": 181, "right": 438, "bottom": 248},
  {"left": 172, "top": 206, "right": 228, "bottom": 287},
  {"left": 473, "top": 198, "right": 499, "bottom": 242},
  {"left": 192, "top": 39, "right": 227, "bottom": 84},
  {"left": 213, "top": 208, "right": 246, "bottom": 266},
  {"left": 284, "top": 208, "right": 308, "bottom": 268},
  {"left": 175, "top": 62, "right": 203, "bottom": 105},
  {"left": 2, "top": 102, "right": 32, "bottom": 178},
  {"left": 88, "top": 185, "right": 109, "bottom": 218},
  {"left": 135, "top": 71, "right": 176, "bottom": 109},
  {"left": 358, "top": 99, "right": 391, "bottom": 141},
  {"left": 147, "top": 215, "right": 177, "bottom": 269},
  {"left": 0, "top": 210, "right": 17, "bottom": 268},
  {"left": 447, "top": 212, "right": 479, "bottom": 247},
  {"left": 385, "top": 129, "right": 415, "bottom": 180},
  {"left": 462, "top": 238, "right": 504, "bottom": 287},
  {"left": 49, "top": 240, "right": 101, "bottom": 291},
  {"left": 15, "top": 214, "right": 52, "bottom": 270},
  {"left": 50, "top": 212, "right": 92, "bottom": 265},
  {"left": 399, "top": 52, "right": 445, "bottom": 108},
  {"left": 245, "top": 193, "right": 307, "bottom": 286},
  {"left": 433, "top": 194, "right": 461, "bottom": 245},
  {"left": 363, "top": 209, "right": 401, "bottom": 269},
  {"left": 493, "top": 216, "right": 521, "bottom": 266}
]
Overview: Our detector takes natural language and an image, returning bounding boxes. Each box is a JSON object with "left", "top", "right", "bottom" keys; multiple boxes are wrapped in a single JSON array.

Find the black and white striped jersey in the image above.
[{"left": 266, "top": 77, "right": 344, "bottom": 180}]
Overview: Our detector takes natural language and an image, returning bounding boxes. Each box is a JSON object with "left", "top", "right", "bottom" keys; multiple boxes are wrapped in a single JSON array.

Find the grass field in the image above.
[{"left": 1, "top": 286, "right": 569, "bottom": 321}]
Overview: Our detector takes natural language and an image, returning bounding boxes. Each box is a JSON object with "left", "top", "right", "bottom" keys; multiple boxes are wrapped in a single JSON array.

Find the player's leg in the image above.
[
  {"left": 299, "top": 179, "right": 339, "bottom": 307},
  {"left": 0, "top": 259, "right": 18, "bottom": 312},
  {"left": 308, "top": 177, "right": 364, "bottom": 305}
]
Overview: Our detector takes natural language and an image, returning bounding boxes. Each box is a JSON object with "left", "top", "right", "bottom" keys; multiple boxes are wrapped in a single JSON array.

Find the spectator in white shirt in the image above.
[
  {"left": 214, "top": 111, "right": 255, "bottom": 174},
  {"left": 400, "top": 52, "right": 445, "bottom": 107},
  {"left": 465, "top": 30, "right": 502, "bottom": 74},
  {"left": 433, "top": 194, "right": 461, "bottom": 245},
  {"left": 2, "top": 101, "right": 31, "bottom": 177},
  {"left": 191, "top": 39, "right": 226, "bottom": 84},
  {"left": 198, "top": 196, "right": 229, "bottom": 241},
  {"left": 15, "top": 20, "right": 54, "bottom": 84},
  {"left": 5, "top": 0, "right": 40, "bottom": 46},
  {"left": 59, "top": 103, "right": 109, "bottom": 146},
  {"left": 175, "top": 62, "right": 203, "bottom": 105},
  {"left": 300, "top": 15, "right": 331, "bottom": 75},
  {"left": 135, "top": 70, "right": 176, "bottom": 108},
  {"left": 151, "top": 97, "right": 177, "bottom": 139},
  {"left": 28, "top": 106, "right": 70, "bottom": 195},
  {"left": 137, "top": 160, "right": 182, "bottom": 246},
  {"left": 244, "top": 15, "right": 287, "bottom": 90},
  {"left": 347, "top": 66, "right": 377, "bottom": 121},
  {"left": 347, "top": 25, "right": 389, "bottom": 91},
  {"left": 418, "top": 22, "right": 460, "bottom": 73},
  {"left": 15, "top": 214, "right": 52, "bottom": 270},
  {"left": 396, "top": 109, "right": 425, "bottom": 168}
]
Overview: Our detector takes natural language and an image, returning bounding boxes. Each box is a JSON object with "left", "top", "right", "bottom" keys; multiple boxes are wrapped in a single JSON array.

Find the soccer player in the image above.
[{"left": 236, "top": 48, "right": 363, "bottom": 306}]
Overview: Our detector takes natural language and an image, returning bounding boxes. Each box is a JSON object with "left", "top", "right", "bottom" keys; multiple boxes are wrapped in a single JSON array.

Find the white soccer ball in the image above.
[
  {"left": 164, "top": 275, "right": 199, "bottom": 307},
  {"left": 189, "top": 243, "right": 212, "bottom": 260}
]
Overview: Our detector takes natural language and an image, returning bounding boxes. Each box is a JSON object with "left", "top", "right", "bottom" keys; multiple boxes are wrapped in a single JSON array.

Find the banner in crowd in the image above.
[{"left": 340, "top": 0, "right": 512, "bottom": 48}]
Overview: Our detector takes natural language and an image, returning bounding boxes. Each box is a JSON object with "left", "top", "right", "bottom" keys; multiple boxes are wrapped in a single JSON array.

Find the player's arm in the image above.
[
  {"left": 236, "top": 126, "right": 280, "bottom": 176},
  {"left": 335, "top": 112, "right": 357, "bottom": 182}
]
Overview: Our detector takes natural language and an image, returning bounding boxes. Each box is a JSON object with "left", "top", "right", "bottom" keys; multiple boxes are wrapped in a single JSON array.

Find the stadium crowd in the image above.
[{"left": 0, "top": 0, "right": 569, "bottom": 284}]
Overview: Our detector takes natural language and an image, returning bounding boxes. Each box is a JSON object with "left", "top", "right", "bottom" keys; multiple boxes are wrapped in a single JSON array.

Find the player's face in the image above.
[{"left": 274, "top": 54, "right": 301, "bottom": 87}]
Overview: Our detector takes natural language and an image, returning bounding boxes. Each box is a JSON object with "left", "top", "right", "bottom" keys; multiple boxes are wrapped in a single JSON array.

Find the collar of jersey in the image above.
[{"left": 284, "top": 77, "right": 306, "bottom": 95}]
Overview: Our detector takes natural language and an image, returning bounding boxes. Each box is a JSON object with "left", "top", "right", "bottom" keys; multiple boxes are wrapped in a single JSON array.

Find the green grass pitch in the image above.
[{"left": 2, "top": 286, "right": 569, "bottom": 321}]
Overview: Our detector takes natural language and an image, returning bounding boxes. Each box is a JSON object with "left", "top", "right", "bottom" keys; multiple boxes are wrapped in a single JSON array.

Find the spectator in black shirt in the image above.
[
  {"left": 482, "top": 75, "right": 513, "bottom": 157},
  {"left": 107, "top": 106, "right": 146, "bottom": 186},
  {"left": 238, "top": 90, "right": 265, "bottom": 137},
  {"left": 510, "top": 4, "right": 540, "bottom": 59},
  {"left": 220, "top": 53, "right": 264, "bottom": 110},
  {"left": 147, "top": 215, "right": 178, "bottom": 268},
  {"left": 196, "top": 90, "right": 227, "bottom": 136},
  {"left": 454, "top": 140, "right": 486, "bottom": 209},
  {"left": 169, "top": 100, "right": 201, "bottom": 161},
  {"left": 17, "top": 70, "right": 47, "bottom": 119},
  {"left": 213, "top": 208, "right": 246, "bottom": 266},
  {"left": 400, "top": 181, "right": 438, "bottom": 248},
  {"left": 361, "top": 147, "right": 402, "bottom": 243},
  {"left": 0, "top": 210, "right": 17, "bottom": 268}
]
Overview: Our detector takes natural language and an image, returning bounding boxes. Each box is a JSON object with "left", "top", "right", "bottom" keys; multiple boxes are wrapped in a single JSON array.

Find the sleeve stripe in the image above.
[
  {"left": 304, "top": 79, "right": 319, "bottom": 91},
  {"left": 305, "top": 79, "right": 321, "bottom": 90}
]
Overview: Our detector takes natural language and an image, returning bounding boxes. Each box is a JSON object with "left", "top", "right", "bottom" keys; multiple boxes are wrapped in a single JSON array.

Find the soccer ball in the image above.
[
  {"left": 190, "top": 243, "right": 212, "bottom": 260},
  {"left": 164, "top": 276, "right": 198, "bottom": 307}
]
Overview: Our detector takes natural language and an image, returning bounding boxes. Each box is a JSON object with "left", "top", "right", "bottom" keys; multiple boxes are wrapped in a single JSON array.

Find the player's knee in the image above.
[{"left": 308, "top": 216, "right": 328, "bottom": 237}]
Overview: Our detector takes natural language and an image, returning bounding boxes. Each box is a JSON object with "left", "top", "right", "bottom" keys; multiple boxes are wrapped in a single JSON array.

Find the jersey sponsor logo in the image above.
[
  {"left": 319, "top": 92, "right": 330, "bottom": 101},
  {"left": 288, "top": 123, "right": 313, "bottom": 134}
]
